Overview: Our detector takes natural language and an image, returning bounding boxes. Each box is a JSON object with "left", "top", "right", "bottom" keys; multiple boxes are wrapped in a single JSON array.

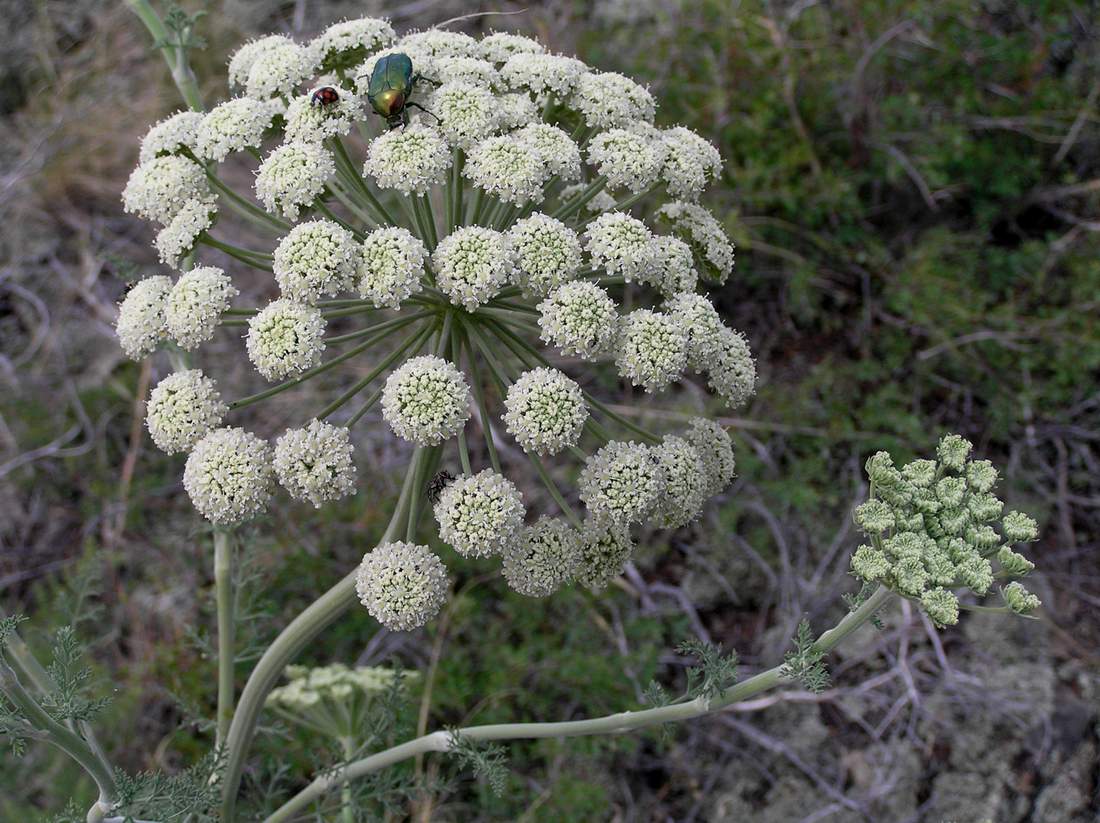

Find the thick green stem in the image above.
[
  {"left": 458, "top": 322, "right": 502, "bottom": 474},
  {"left": 550, "top": 176, "right": 607, "bottom": 221},
  {"left": 206, "top": 171, "right": 290, "bottom": 232},
  {"left": 124, "top": 0, "right": 203, "bottom": 111},
  {"left": 213, "top": 530, "right": 235, "bottom": 748},
  {"left": 199, "top": 234, "right": 274, "bottom": 272},
  {"left": 332, "top": 136, "right": 399, "bottom": 226},
  {"left": 265, "top": 587, "right": 895, "bottom": 821}
]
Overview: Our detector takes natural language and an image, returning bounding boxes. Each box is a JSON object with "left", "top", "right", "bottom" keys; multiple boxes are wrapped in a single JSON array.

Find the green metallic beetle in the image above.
[{"left": 362, "top": 52, "right": 437, "bottom": 129}]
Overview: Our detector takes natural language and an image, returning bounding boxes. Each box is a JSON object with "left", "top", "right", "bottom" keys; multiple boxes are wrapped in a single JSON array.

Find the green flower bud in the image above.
[
  {"left": 912, "top": 488, "right": 943, "bottom": 516},
  {"left": 957, "top": 554, "right": 993, "bottom": 596},
  {"left": 966, "top": 459, "right": 998, "bottom": 493},
  {"left": 938, "top": 507, "right": 969, "bottom": 537},
  {"left": 996, "top": 546, "right": 1034, "bottom": 576},
  {"left": 884, "top": 531, "right": 924, "bottom": 561},
  {"left": 921, "top": 587, "right": 959, "bottom": 627},
  {"left": 965, "top": 524, "right": 1000, "bottom": 552},
  {"left": 854, "top": 499, "right": 894, "bottom": 534},
  {"left": 851, "top": 544, "right": 890, "bottom": 581},
  {"left": 924, "top": 544, "right": 956, "bottom": 586},
  {"left": 944, "top": 537, "right": 975, "bottom": 564},
  {"left": 901, "top": 459, "right": 937, "bottom": 488},
  {"left": 893, "top": 556, "right": 929, "bottom": 596},
  {"left": 967, "top": 493, "right": 1003, "bottom": 523},
  {"left": 934, "top": 477, "right": 966, "bottom": 508},
  {"left": 1002, "top": 510, "right": 1038, "bottom": 543},
  {"left": 936, "top": 433, "right": 972, "bottom": 472},
  {"left": 1003, "top": 581, "right": 1040, "bottom": 614}
]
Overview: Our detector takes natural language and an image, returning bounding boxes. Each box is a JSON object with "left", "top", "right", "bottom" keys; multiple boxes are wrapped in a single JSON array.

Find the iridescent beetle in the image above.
[{"left": 362, "top": 52, "right": 437, "bottom": 129}]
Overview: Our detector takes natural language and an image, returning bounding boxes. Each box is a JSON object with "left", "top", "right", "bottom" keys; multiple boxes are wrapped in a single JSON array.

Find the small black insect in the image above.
[
  {"left": 426, "top": 470, "right": 456, "bottom": 505},
  {"left": 310, "top": 86, "right": 341, "bottom": 107}
]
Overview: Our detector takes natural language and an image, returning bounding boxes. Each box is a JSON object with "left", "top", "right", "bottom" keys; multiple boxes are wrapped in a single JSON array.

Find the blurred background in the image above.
[{"left": 1, "top": 1, "right": 1098, "bottom": 820}]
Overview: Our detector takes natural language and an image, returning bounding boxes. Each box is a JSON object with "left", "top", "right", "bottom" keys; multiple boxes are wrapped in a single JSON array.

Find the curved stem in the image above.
[
  {"left": 458, "top": 321, "right": 502, "bottom": 474},
  {"left": 265, "top": 587, "right": 895, "bottom": 821},
  {"left": 213, "top": 530, "right": 235, "bottom": 748},
  {"left": 206, "top": 172, "right": 290, "bottom": 232},
  {"left": 124, "top": 0, "right": 203, "bottom": 111},
  {"left": 199, "top": 234, "right": 274, "bottom": 272}
]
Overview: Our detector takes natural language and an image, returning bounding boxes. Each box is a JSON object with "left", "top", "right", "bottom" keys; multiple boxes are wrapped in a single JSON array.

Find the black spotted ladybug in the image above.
[{"left": 310, "top": 86, "right": 340, "bottom": 108}]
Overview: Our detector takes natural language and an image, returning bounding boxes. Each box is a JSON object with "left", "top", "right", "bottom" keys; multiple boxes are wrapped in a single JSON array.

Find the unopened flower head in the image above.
[
  {"left": 579, "top": 440, "right": 666, "bottom": 526},
  {"left": 502, "top": 517, "right": 582, "bottom": 597},
  {"left": 503, "top": 367, "right": 589, "bottom": 455},
  {"left": 649, "top": 435, "right": 707, "bottom": 529},
  {"left": 146, "top": 370, "right": 227, "bottom": 454},
  {"left": 363, "top": 124, "right": 450, "bottom": 194},
  {"left": 465, "top": 134, "right": 549, "bottom": 205},
  {"left": 246, "top": 299, "right": 326, "bottom": 380},
  {"left": 660, "top": 126, "right": 723, "bottom": 200},
  {"left": 196, "top": 97, "right": 281, "bottom": 162},
  {"left": 310, "top": 17, "right": 395, "bottom": 72},
  {"left": 616, "top": 309, "right": 688, "bottom": 393},
  {"left": 657, "top": 201, "right": 735, "bottom": 285},
  {"left": 255, "top": 141, "right": 334, "bottom": 221},
  {"left": 587, "top": 128, "right": 666, "bottom": 193},
  {"left": 435, "top": 56, "right": 500, "bottom": 88},
  {"left": 480, "top": 32, "right": 545, "bottom": 64},
  {"left": 267, "top": 663, "right": 410, "bottom": 715},
  {"left": 228, "top": 35, "right": 294, "bottom": 90},
  {"left": 515, "top": 124, "right": 582, "bottom": 181},
  {"left": 574, "top": 71, "right": 656, "bottom": 129},
  {"left": 430, "top": 82, "right": 498, "bottom": 148},
  {"left": 645, "top": 235, "right": 698, "bottom": 297},
  {"left": 501, "top": 53, "right": 587, "bottom": 98},
  {"left": 432, "top": 226, "right": 514, "bottom": 311},
  {"left": 666, "top": 292, "right": 726, "bottom": 370},
  {"left": 1003, "top": 581, "right": 1041, "bottom": 615},
  {"left": 183, "top": 427, "right": 274, "bottom": 525},
  {"left": 684, "top": 417, "right": 736, "bottom": 497},
  {"left": 273, "top": 220, "right": 360, "bottom": 304},
  {"left": 537, "top": 280, "right": 619, "bottom": 360},
  {"left": 116, "top": 275, "right": 172, "bottom": 359},
  {"left": 706, "top": 327, "right": 756, "bottom": 409},
  {"left": 166, "top": 265, "right": 238, "bottom": 350},
  {"left": 123, "top": 155, "right": 210, "bottom": 225},
  {"left": 381, "top": 355, "right": 470, "bottom": 446},
  {"left": 585, "top": 212, "right": 655, "bottom": 282},
  {"left": 155, "top": 197, "right": 216, "bottom": 267},
  {"left": 273, "top": 418, "right": 357, "bottom": 508},
  {"left": 434, "top": 470, "right": 525, "bottom": 558},
  {"left": 508, "top": 214, "right": 582, "bottom": 297},
  {"left": 357, "top": 226, "right": 426, "bottom": 308},
  {"left": 284, "top": 85, "right": 364, "bottom": 143},
  {"left": 140, "top": 110, "right": 203, "bottom": 164},
  {"left": 578, "top": 521, "right": 634, "bottom": 591},
  {"left": 559, "top": 182, "right": 616, "bottom": 214},
  {"left": 355, "top": 541, "right": 449, "bottom": 631},
  {"left": 245, "top": 41, "right": 315, "bottom": 99}
]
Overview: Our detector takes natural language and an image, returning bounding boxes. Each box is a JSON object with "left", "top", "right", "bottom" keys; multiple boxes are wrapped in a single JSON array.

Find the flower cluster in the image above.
[
  {"left": 119, "top": 21, "right": 751, "bottom": 630},
  {"left": 850, "top": 434, "right": 1042, "bottom": 626}
]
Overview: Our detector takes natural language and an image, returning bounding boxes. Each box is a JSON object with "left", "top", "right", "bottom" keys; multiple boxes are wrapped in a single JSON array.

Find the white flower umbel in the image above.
[
  {"left": 480, "top": 32, "right": 545, "bottom": 64},
  {"left": 684, "top": 417, "right": 736, "bottom": 498},
  {"left": 515, "top": 124, "right": 583, "bottom": 182},
  {"left": 585, "top": 212, "right": 655, "bottom": 282},
  {"left": 577, "top": 521, "right": 634, "bottom": 591},
  {"left": 116, "top": 275, "right": 172, "bottom": 359},
  {"left": 665, "top": 292, "right": 726, "bottom": 370},
  {"left": 139, "top": 110, "right": 203, "bottom": 164},
  {"left": 502, "top": 517, "right": 582, "bottom": 597},
  {"left": 503, "top": 367, "right": 589, "bottom": 455},
  {"left": 255, "top": 141, "right": 334, "bottom": 221},
  {"left": 615, "top": 309, "right": 688, "bottom": 393},
  {"left": 657, "top": 200, "right": 735, "bottom": 285},
  {"left": 464, "top": 134, "right": 549, "bottom": 205},
  {"left": 245, "top": 41, "right": 315, "bottom": 99},
  {"left": 357, "top": 226, "right": 427, "bottom": 308},
  {"left": 559, "top": 182, "right": 616, "bottom": 214},
  {"left": 435, "top": 56, "right": 500, "bottom": 88},
  {"left": 273, "top": 220, "right": 360, "bottom": 304},
  {"left": 355, "top": 541, "right": 450, "bottom": 631},
  {"left": 196, "top": 97, "right": 281, "bottom": 162},
  {"left": 273, "top": 418, "right": 357, "bottom": 508},
  {"left": 434, "top": 469, "right": 525, "bottom": 558},
  {"left": 587, "top": 129, "right": 666, "bottom": 193},
  {"left": 430, "top": 81, "right": 499, "bottom": 148},
  {"left": 246, "top": 299, "right": 326, "bottom": 380},
  {"left": 496, "top": 93, "right": 539, "bottom": 130},
  {"left": 228, "top": 34, "right": 294, "bottom": 90},
  {"left": 183, "top": 427, "right": 275, "bottom": 525},
  {"left": 363, "top": 124, "right": 451, "bottom": 195},
  {"left": 707, "top": 327, "right": 756, "bottom": 409},
  {"left": 310, "top": 17, "right": 396, "bottom": 72},
  {"left": 122, "top": 155, "right": 210, "bottom": 225},
  {"left": 155, "top": 197, "right": 216, "bottom": 267},
  {"left": 399, "top": 29, "right": 478, "bottom": 59},
  {"left": 649, "top": 435, "right": 707, "bottom": 529},
  {"left": 537, "top": 280, "right": 619, "bottom": 360},
  {"left": 573, "top": 71, "right": 656, "bottom": 129},
  {"left": 285, "top": 85, "right": 364, "bottom": 143},
  {"left": 501, "top": 53, "right": 587, "bottom": 98},
  {"left": 645, "top": 236, "right": 698, "bottom": 297},
  {"left": 166, "top": 266, "right": 238, "bottom": 350},
  {"left": 381, "top": 355, "right": 471, "bottom": 446},
  {"left": 660, "top": 126, "right": 723, "bottom": 200},
  {"left": 146, "top": 370, "right": 227, "bottom": 454},
  {"left": 432, "top": 226, "right": 514, "bottom": 311},
  {"left": 579, "top": 440, "right": 666, "bottom": 527},
  {"left": 508, "top": 214, "right": 583, "bottom": 298}
]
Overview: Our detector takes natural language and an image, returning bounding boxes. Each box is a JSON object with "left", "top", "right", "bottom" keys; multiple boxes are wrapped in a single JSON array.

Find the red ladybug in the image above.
[{"left": 310, "top": 86, "right": 340, "bottom": 107}]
